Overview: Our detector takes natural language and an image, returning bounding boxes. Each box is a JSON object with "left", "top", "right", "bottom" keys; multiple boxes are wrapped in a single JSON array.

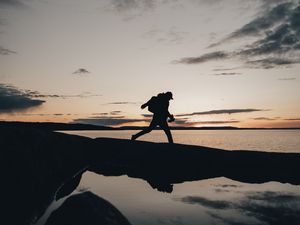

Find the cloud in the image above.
[
  {"left": 141, "top": 114, "right": 153, "bottom": 118},
  {"left": 72, "top": 68, "right": 90, "bottom": 75},
  {"left": 176, "top": 196, "right": 233, "bottom": 210},
  {"left": 185, "top": 120, "right": 240, "bottom": 126},
  {"left": 175, "top": 51, "right": 230, "bottom": 64},
  {"left": 142, "top": 26, "right": 189, "bottom": 45},
  {"left": 178, "top": 191, "right": 300, "bottom": 225},
  {"left": 212, "top": 68, "right": 238, "bottom": 71},
  {"left": 18, "top": 113, "right": 65, "bottom": 116},
  {"left": 0, "top": 84, "right": 45, "bottom": 113},
  {"left": 109, "top": 0, "right": 155, "bottom": 12},
  {"left": 173, "top": 119, "right": 240, "bottom": 126},
  {"left": 91, "top": 111, "right": 122, "bottom": 116},
  {"left": 285, "top": 118, "right": 300, "bottom": 120},
  {"left": 222, "top": 2, "right": 293, "bottom": 41},
  {"left": 212, "top": 72, "right": 242, "bottom": 76},
  {"left": 110, "top": 110, "right": 122, "bottom": 115},
  {"left": 247, "top": 58, "right": 297, "bottom": 69},
  {"left": 251, "top": 117, "right": 277, "bottom": 120},
  {"left": 176, "top": 109, "right": 266, "bottom": 117},
  {"left": 236, "top": 191, "right": 300, "bottom": 225},
  {"left": 73, "top": 116, "right": 147, "bottom": 126},
  {"left": 214, "top": 184, "right": 242, "bottom": 188},
  {"left": 110, "top": 0, "right": 138, "bottom": 11},
  {"left": 0, "top": 0, "right": 24, "bottom": 7},
  {"left": 0, "top": 46, "right": 17, "bottom": 55},
  {"left": 278, "top": 77, "right": 297, "bottom": 80},
  {"left": 246, "top": 57, "right": 297, "bottom": 69},
  {"left": 106, "top": 101, "right": 137, "bottom": 105},
  {"left": 177, "top": 2, "right": 300, "bottom": 69},
  {"left": 25, "top": 90, "right": 101, "bottom": 98}
]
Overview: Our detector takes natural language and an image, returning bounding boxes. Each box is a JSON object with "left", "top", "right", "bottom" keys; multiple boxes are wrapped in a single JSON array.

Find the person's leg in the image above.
[
  {"left": 131, "top": 127, "right": 152, "bottom": 140},
  {"left": 131, "top": 118, "right": 157, "bottom": 140},
  {"left": 159, "top": 121, "right": 173, "bottom": 144}
]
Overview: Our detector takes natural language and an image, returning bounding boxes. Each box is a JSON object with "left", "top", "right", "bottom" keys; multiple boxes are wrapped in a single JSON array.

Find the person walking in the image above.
[{"left": 131, "top": 91, "right": 175, "bottom": 143}]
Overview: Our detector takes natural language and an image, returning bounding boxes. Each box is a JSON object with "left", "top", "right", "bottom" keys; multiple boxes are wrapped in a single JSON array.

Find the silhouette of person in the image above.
[{"left": 131, "top": 92, "right": 175, "bottom": 143}]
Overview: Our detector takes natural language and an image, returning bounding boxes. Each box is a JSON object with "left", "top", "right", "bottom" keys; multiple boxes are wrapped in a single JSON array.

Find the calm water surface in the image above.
[
  {"left": 61, "top": 130, "right": 300, "bottom": 152},
  {"left": 37, "top": 130, "right": 300, "bottom": 225}
]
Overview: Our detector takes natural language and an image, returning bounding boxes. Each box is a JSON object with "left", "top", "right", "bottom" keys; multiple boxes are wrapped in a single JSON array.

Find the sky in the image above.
[{"left": 0, "top": 0, "right": 300, "bottom": 128}]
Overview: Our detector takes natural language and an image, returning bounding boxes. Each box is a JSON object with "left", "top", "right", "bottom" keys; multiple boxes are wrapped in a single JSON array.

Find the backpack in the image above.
[{"left": 148, "top": 96, "right": 159, "bottom": 113}]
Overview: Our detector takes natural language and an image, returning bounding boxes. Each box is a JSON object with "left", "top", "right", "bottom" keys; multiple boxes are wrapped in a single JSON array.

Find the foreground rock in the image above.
[
  {"left": 45, "top": 192, "right": 131, "bottom": 225},
  {"left": 1, "top": 125, "right": 300, "bottom": 225}
]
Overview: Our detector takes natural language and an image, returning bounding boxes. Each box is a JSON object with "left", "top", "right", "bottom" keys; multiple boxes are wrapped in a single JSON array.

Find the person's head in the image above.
[{"left": 165, "top": 91, "right": 173, "bottom": 100}]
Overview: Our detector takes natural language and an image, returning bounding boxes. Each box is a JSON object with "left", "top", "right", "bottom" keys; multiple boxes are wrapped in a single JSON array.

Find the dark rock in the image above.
[{"left": 46, "top": 192, "right": 131, "bottom": 225}]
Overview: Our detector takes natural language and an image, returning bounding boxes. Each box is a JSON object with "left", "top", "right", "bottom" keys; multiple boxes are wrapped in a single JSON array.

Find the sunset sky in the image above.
[{"left": 1, "top": 0, "right": 300, "bottom": 128}]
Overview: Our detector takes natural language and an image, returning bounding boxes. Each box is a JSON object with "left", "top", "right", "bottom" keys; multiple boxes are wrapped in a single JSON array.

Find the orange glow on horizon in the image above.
[{"left": 1, "top": 115, "right": 300, "bottom": 128}]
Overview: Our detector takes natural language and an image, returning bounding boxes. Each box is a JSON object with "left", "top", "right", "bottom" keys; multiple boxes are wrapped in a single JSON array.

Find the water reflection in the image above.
[{"left": 75, "top": 173, "right": 300, "bottom": 225}]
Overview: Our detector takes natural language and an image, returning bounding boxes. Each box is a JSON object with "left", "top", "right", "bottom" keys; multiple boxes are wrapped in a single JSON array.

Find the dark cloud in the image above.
[
  {"left": 177, "top": 2, "right": 300, "bottom": 69},
  {"left": 225, "top": 2, "right": 293, "bottom": 41},
  {"left": 178, "top": 191, "right": 300, "bottom": 225},
  {"left": 18, "top": 113, "right": 65, "bottom": 116},
  {"left": 72, "top": 68, "right": 90, "bottom": 75},
  {"left": 175, "top": 51, "right": 230, "bottom": 64},
  {"left": 214, "top": 189, "right": 231, "bottom": 193},
  {"left": 176, "top": 109, "right": 266, "bottom": 117},
  {"left": 91, "top": 111, "right": 122, "bottom": 116},
  {"left": 251, "top": 117, "right": 277, "bottom": 120},
  {"left": 246, "top": 191, "right": 300, "bottom": 202},
  {"left": 142, "top": 114, "right": 153, "bottom": 118},
  {"left": 246, "top": 58, "right": 297, "bottom": 69},
  {"left": 0, "top": 0, "right": 24, "bottom": 7},
  {"left": 73, "top": 116, "right": 148, "bottom": 126},
  {"left": 176, "top": 196, "right": 233, "bottom": 210},
  {"left": 25, "top": 90, "right": 101, "bottom": 99},
  {"left": 212, "top": 72, "right": 242, "bottom": 76},
  {"left": 236, "top": 191, "right": 300, "bottom": 225},
  {"left": 92, "top": 113, "right": 109, "bottom": 115},
  {"left": 110, "top": 0, "right": 155, "bottom": 12},
  {"left": 187, "top": 120, "right": 240, "bottom": 125},
  {"left": 214, "top": 184, "right": 242, "bottom": 188},
  {"left": 0, "top": 84, "right": 45, "bottom": 113},
  {"left": 107, "top": 101, "right": 137, "bottom": 105},
  {"left": 285, "top": 118, "right": 300, "bottom": 120},
  {"left": 212, "top": 68, "right": 238, "bottom": 71},
  {"left": 111, "top": 0, "right": 139, "bottom": 11},
  {"left": 110, "top": 110, "right": 122, "bottom": 115},
  {"left": 0, "top": 46, "right": 17, "bottom": 55},
  {"left": 207, "top": 212, "right": 252, "bottom": 225},
  {"left": 171, "top": 118, "right": 240, "bottom": 126}
]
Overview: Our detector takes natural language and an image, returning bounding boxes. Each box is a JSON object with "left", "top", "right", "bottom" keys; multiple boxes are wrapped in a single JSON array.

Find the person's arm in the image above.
[
  {"left": 141, "top": 102, "right": 148, "bottom": 109},
  {"left": 168, "top": 113, "right": 175, "bottom": 122},
  {"left": 141, "top": 98, "right": 151, "bottom": 109},
  {"left": 167, "top": 110, "right": 171, "bottom": 117}
]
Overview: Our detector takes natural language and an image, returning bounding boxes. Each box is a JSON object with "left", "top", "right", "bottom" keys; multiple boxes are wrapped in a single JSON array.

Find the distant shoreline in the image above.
[{"left": 1, "top": 121, "right": 300, "bottom": 131}]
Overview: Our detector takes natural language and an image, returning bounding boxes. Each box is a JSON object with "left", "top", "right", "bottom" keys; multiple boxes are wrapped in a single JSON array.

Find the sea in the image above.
[
  {"left": 62, "top": 129, "right": 300, "bottom": 152},
  {"left": 36, "top": 130, "right": 300, "bottom": 225}
]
